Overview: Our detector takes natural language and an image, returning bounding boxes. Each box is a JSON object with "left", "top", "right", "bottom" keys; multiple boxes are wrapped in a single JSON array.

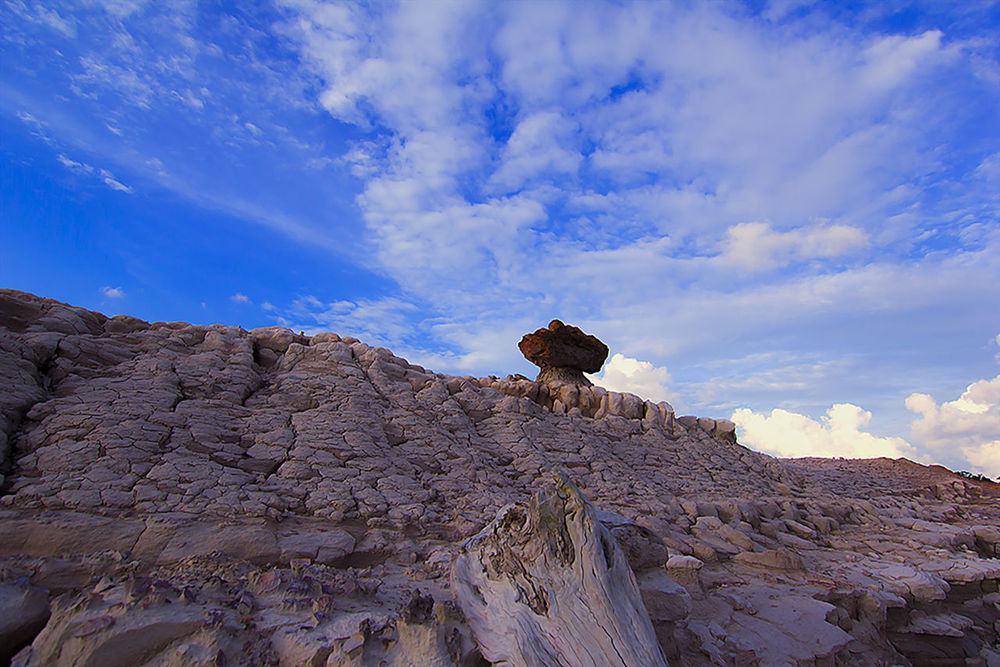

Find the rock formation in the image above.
[
  {"left": 452, "top": 472, "right": 666, "bottom": 666},
  {"left": 0, "top": 289, "right": 998, "bottom": 665},
  {"left": 518, "top": 319, "right": 608, "bottom": 385}
]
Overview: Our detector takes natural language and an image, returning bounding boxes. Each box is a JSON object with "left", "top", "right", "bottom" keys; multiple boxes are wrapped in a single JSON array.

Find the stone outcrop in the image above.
[
  {"left": 1, "top": 289, "right": 999, "bottom": 665},
  {"left": 518, "top": 319, "right": 608, "bottom": 385},
  {"left": 452, "top": 472, "right": 666, "bottom": 666}
]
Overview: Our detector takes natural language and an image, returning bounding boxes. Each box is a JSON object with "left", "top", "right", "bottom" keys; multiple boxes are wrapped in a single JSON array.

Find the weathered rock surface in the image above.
[
  {"left": 452, "top": 472, "right": 666, "bottom": 666},
  {"left": 0, "top": 581, "right": 50, "bottom": 664},
  {"left": 518, "top": 319, "right": 609, "bottom": 385},
  {"left": 1, "top": 289, "right": 998, "bottom": 665}
]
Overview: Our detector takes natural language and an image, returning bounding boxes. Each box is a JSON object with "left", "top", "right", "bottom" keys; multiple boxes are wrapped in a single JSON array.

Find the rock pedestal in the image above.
[{"left": 518, "top": 319, "right": 609, "bottom": 386}]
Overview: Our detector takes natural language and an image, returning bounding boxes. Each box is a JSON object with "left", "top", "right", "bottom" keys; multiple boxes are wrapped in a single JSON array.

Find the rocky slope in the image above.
[{"left": 0, "top": 288, "right": 998, "bottom": 665}]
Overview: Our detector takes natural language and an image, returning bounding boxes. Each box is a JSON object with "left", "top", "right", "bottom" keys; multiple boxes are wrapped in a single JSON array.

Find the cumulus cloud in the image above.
[
  {"left": 100, "top": 286, "right": 125, "bottom": 299},
  {"left": 231, "top": 293, "right": 251, "bottom": 304},
  {"left": 732, "top": 355, "right": 1000, "bottom": 479},
  {"left": 906, "top": 374, "right": 1000, "bottom": 478},
  {"left": 589, "top": 353, "right": 673, "bottom": 403},
  {"left": 732, "top": 403, "right": 917, "bottom": 460}
]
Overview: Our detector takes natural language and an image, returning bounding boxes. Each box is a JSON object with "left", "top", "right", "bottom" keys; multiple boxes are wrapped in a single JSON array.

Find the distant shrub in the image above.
[{"left": 957, "top": 470, "right": 996, "bottom": 483}]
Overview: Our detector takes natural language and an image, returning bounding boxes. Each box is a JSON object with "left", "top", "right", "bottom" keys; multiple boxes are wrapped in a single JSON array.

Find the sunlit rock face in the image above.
[
  {"left": 1, "top": 289, "right": 999, "bottom": 666},
  {"left": 518, "top": 319, "right": 609, "bottom": 386}
]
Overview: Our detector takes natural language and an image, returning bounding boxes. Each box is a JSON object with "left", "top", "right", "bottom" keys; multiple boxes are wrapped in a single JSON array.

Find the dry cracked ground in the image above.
[{"left": 0, "top": 288, "right": 998, "bottom": 666}]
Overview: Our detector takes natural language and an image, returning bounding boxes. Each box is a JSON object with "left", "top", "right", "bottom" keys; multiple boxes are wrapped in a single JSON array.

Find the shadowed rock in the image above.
[{"left": 518, "top": 319, "right": 609, "bottom": 386}]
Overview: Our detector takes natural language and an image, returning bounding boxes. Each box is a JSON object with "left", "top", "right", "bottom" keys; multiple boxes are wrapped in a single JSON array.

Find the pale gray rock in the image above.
[
  {"left": 1, "top": 289, "right": 999, "bottom": 665},
  {"left": 451, "top": 472, "right": 667, "bottom": 666},
  {"left": 732, "top": 548, "right": 804, "bottom": 570}
]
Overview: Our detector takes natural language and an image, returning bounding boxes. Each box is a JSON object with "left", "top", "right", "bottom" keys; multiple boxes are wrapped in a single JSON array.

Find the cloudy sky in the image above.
[{"left": 2, "top": 1, "right": 999, "bottom": 476}]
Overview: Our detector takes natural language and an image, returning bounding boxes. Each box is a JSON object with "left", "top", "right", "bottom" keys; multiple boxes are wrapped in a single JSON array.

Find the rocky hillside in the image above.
[{"left": 1, "top": 288, "right": 998, "bottom": 666}]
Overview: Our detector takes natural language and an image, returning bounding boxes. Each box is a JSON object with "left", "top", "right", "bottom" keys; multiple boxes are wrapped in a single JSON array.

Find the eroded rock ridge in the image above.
[{"left": 0, "top": 289, "right": 998, "bottom": 665}]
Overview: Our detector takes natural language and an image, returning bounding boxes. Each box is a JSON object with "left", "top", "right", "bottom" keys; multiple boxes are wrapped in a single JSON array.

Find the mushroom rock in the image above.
[{"left": 518, "top": 319, "right": 609, "bottom": 386}]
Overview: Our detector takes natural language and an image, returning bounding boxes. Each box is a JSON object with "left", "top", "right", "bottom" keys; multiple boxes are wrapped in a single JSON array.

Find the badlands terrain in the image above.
[{"left": 0, "top": 288, "right": 998, "bottom": 666}]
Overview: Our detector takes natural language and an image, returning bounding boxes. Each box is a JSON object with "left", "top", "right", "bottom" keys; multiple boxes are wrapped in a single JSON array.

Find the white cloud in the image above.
[
  {"left": 5, "top": 2, "right": 77, "bottom": 37},
  {"left": 280, "top": 0, "right": 975, "bottom": 319},
  {"left": 688, "top": 355, "right": 848, "bottom": 410},
  {"left": 275, "top": 294, "right": 420, "bottom": 347},
  {"left": 762, "top": 0, "right": 816, "bottom": 22},
  {"left": 57, "top": 154, "right": 94, "bottom": 175},
  {"left": 95, "top": 0, "right": 152, "bottom": 19},
  {"left": 489, "top": 111, "right": 582, "bottom": 192},
  {"left": 718, "top": 221, "right": 868, "bottom": 271},
  {"left": 413, "top": 318, "right": 539, "bottom": 375},
  {"left": 589, "top": 353, "right": 673, "bottom": 403},
  {"left": 731, "top": 361, "right": 1000, "bottom": 478},
  {"left": 6, "top": 0, "right": 998, "bottom": 483},
  {"left": 587, "top": 238, "right": 1000, "bottom": 365},
  {"left": 4, "top": 1, "right": 345, "bottom": 253},
  {"left": 860, "top": 31, "right": 947, "bottom": 92},
  {"left": 56, "top": 155, "right": 132, "bottom": 192},
  {"left": 732, "top": 403, "right": 917, "bottom": 460},
  {"left": 975, "top": 152, "right": 1000, "bottom": 183},
  {"left": 100, "top": 286, "right": 126, "bottom": 299},
  {"left": 101, "top": 174, "right": 132, "bottom": 193},
  {"left": 231, "top": 293, "right": 251, "bottom": 304},
  {"left": 906, "top": 374, "right": 1000, "bottom": 478},
  {"left": 962, "top": 442, "right": 1000, "bottom": 480},
  {"left": 75, "top": 55, "right": 158, "bottom": 110}
]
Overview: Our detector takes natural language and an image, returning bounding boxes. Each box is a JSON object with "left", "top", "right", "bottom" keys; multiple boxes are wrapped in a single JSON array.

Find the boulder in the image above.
[
  {"left": 518, "top": 320, "right": 609, "bottom": 385},
  {"left": 733, "top": 548, "right": 804, "bottom": 570},
  {"left": 595, "top": 508, "right": 671, "bottom": 571}
]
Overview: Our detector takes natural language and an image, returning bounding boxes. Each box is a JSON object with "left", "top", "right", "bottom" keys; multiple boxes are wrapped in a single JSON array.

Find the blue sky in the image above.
[{"left": 2, "top": 0, "right": 999, "bottom": 476}]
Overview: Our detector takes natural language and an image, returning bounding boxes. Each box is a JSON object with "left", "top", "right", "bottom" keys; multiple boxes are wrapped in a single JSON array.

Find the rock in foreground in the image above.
[
  {"left": 453, "top": 472, "right": 665, "bottom": 666},
  {"left": 0, "top": 289, "right": 998, "bottom": 665}
]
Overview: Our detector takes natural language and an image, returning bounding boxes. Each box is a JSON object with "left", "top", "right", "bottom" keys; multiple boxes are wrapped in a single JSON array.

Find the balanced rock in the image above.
[{"left": 518, "top": 319, "right": 609, "bottom": 385}]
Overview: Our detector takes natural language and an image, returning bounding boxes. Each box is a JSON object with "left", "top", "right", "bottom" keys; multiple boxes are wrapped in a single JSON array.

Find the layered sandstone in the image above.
[{"left": 0, "top": 289, "right": 998, "bottom": 665}]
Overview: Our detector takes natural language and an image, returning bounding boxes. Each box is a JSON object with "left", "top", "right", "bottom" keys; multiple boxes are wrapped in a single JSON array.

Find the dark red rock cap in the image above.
[{"left": 518, "top": 320, "right": 609, "bottom": 373}]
